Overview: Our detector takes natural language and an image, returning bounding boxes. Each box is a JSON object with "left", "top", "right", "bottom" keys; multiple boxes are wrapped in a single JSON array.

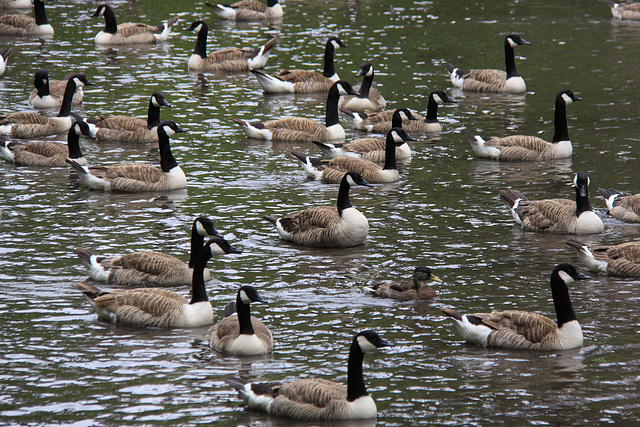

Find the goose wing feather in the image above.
[
  {"left": 278, "top": 379, "right": 346, "bottom": 407},
  {"left": 592, "top": 242, "right": 640, "bottom": 277},
  {"left": 95, "top": 116, "right": 148, "bottom": 131},
  {"left": 117, "top": 22, "right": 162, "bottom": 37},
  {"left": 229, "top": 0, "right": 269, "bottom": 12},
  {"left": 0, "top": 112, "right": 51, "bottom": 125},
  {"left": 93, "top": 288, "right": 188, "bottom": 327},
  {"left": 0, "top": 13, "right": 34, "bottom": 32},
  {"left": 609, "top": 194, "right": 640, "bottom": 223},
  {"left": 49, "top": 79, "right": 83, "bottom": 105},
  {"left": 8, "top": 141, "right": 69, "bottom": 166},
  {"left": 202, "top": 57, "right": 250, "bottom": 72},
  {"left": 96, "top": 127, "right": 157, "bottom": 142},
  {"left": 515, "top": 199, "right": 576, "bottom": 231},
  {"left": 478, "top": 310, "right": 558, "bottom": 346}
]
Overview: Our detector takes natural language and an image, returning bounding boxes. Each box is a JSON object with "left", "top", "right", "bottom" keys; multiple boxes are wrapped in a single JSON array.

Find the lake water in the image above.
[{"left": 1, "top": 0, "right": 639, "bottom": 425}]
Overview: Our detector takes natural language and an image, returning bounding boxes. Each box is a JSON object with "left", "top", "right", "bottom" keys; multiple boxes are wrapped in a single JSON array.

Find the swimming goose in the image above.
[
  {"left": 225, "top": 330, "right": 392, "bottom": 421},
  {"left": 292, "top": 128, "right": 410, "bottom": 184},
  {"left": 343, "top": 107, "right": 417, "bottom": 133},
  {"left": 263, "top": 171, "right": 371, "bottom": 248},
  {"left": 206, "top": 0, "right": 283, "bottom": 21},
  {"left": 0, "top": 0, "right": 53, "bottom": 36},
  {"left": 1, "top": 120, "right": 95, "bottom": 166},
  {"left": 312, "top": 125, "right": 417, "bottom": 162},
  {"left": 442, "top": 263, "right": 589, "bottom": 350},
  {"left": 338, "top": 63, "right": 386, "bottom": 113},
  {"left": 231, "top": 80, "right": 358, "bottom": 142},
  {"left": 602, "top": 0, "right": 640, "bottom": 19},
  {"left": 92, "top": 4, "right": 178, "bottom": 45},
  {"left": 499, "top": 172, "right": 604, "bottom": 234},
  {"left": 565, "top": 239, "right": 640, "bottom": 278},
  {"left": 66, "top": 121, "right": 187, "bottom": 192},
  {"left": 76, "top": 237, "right": 240, "bottom": 328},
  {"left": 369, "top": 266, "right": 442, "bottom": 301},
  {"left": 461, "top": 90, "right": 581, "bottom": 161},
  {"left": 29, "top": 70, "right": 90, "bottom": 108},
  {"left": 0, "top": 75, "right": 87, "bottom": 138},
  {"left": 185, "top": 20, "right": 277, "bottom": 72},
  {"left": 250, "top": 36, "right": 346, "bottom": 94},
  {"left": 0, "top": 47, "right": 12, "bottom": 76},
  {"left": 209, "top": 285, "right": 273, "bottom": 355},
  {"left": 0, "top": 0, "right": 32, "bottom": 9},
  {"left": 74, "top": 216, "right": 238, "bottom": 287},
  {"left": 598, "top": 188, "right": 640, "bottom": 223},
  {"left": 446, "top": 34, "right": 529, "bottom": 93},
  {"left": 90, "top": 92, "right": 171, "bottom": 142}
]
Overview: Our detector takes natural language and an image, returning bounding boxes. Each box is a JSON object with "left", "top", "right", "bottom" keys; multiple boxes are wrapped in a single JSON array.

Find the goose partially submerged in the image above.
[
  {"left": 565, "top": 239, "right": 640, "bottom": 278},
  {"left": 598, "top": 188, "right": 640, "bottom": 223},
  {"left": 602, "top": 0, "right": 640, "bottom": 20},
  {"left": 441, "top": 263, "right": 589, "bottom": 350},
  {"left": 499, "top": 172, "right": 604, "bottom": 234},
  {"left": 263, "top": 171, "right": 370, "bottom": 248},
  {"left": 92, "top": 4, "right": 178, "bottom": 45},
  {"left": 76, "top": 238, "right": 240, "bottom": 328},
  {"left": 206, "top": 0, "right": 283, "bottom": 21},
  {"left": 369, "top": 266, "right": 442, "bottom": 300},
  {"left": 224, "top": 330, "right": 392, "bottom": 421},
  {"left": 446, "top": 34, "right": 529, "bottom": 93}
]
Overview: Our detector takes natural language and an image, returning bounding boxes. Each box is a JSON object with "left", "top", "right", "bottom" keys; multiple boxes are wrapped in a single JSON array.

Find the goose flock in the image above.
[{"left": 1, "top": 0, "right": 640, "bottom": 423}]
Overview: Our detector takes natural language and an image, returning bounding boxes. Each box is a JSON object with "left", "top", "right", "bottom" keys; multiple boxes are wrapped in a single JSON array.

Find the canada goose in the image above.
[
  {"left": 0, "top": 47, "right": 12, "bottom": 76},
  {"left": 338, "top": 63, "right": 386, "bottom": 113},
  {"left": 74, "top": 216, "right": 239, "bottom": 287},
  {"left": 565, "top": 239, "right": 640, "bottom": 278},
  {"left": 0, "top": 75, "right": 87, "bottom": 138},
  {"left": 602, "top": 0, "right": 640, "bottom": 19},
  {"left": 598, "top": 188, "right": 640, "bottom": 223},
  {"left": 263, "top": 171, "right": 371, "bottom": 248},
  {"left": 1, "top": 120, "right": 95, "bottom": 166},
  {"left": 29, "top": 70, "right": 90, "bottom": 108},
  {"left": 66, "top": 121, "right": 187, "bottom": 192},
  {"left": 90, "top": 92, "right": 171, "bottom": 142},
  {"left": 225, "top": 330, "right": 392, "bottom": 421},
  {"left": 209, "top": 285, "right": 272, "bottom": 355},
  {"left": 206, "top": 0, "right": 283, "bottom": 21},
  {"left": 76, "top": 237, "right": 241, "bottom": 328},
  {"left": 0, "top": 0, "right": 53, "bottom": 36},
  {"left": 92, "top": 4, "right": 178, "bottom": 45},
  {"left": 499, "top": 172, "right": 604, "bottom": 234},
  {"left": 185, "top": 20, "right": 277, "bottom": 72},
  {"left": 312, "top": 125, "right": 417, "bottom": 162},
  {"left": 231, "top": 80, "right": 359, "bottom": 142},
  {"left": 292, "top": 128, "right": 411, "bottom": 184},
  {"left": 0, "top": 0, "right": 32, "bottom": 9},
  {"left": 442, "top": 263, "right": 589, "bottom": 350},
  {"left": 446, "top": 34, "right": 529, "bottom": 93},
  {"left": 369, "top": 266, "right": 442, "bottom": 301},
  {"left": 249, "top": 36, "right": 346, "bottom": 94},
  {"left": 461, "top": 90, "right": 581, "bottom": 161}
]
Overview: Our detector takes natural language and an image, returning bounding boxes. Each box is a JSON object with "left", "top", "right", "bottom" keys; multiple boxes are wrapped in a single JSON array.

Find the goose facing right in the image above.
[
  {"left": 565, "top": 239, "right": 640, "bottom": 278},
  {"left": 0, "top": 0, "right": 53, "bottom": 36},
  {"left": 66, "top": 121, "right": 187, "bottom": 192},
  {"left": 263, "top": 171, "right": 371, "bottom": 248},
  {"left": 338, "top": 62, "right": 386, "bottom": 112},
  {"left": 209, "top": 285, "right": 273, "bottom": 355},
  {"left": 224, "top": 330, "right": 393, "bottom": 421},
  {"left": 441, "top": 263, "right": 589, "bottom": 350},
  {"left": 206, "top": 0, "right": 283, "bottom": 21},
  {"left": 499, "top": 172, "right": 604, "bottom": 234},
  {"left": 461, "top": 89, "right": 581, "bottom": 161},
  {"left": 0, "top": 47, "right": 13, "bottom": 76},
  {"left": 92, "top": 4, "right": 178, "bottom": 45},
  {"left": 446, "top": 34, "right": 529, "bottom": 93},
  {"left": 76, "top": 237, "right": 239, "bottom": 328},
  {"left": 602, "top": 0, "right": 640, "bottom": 20},
  {"left": 370, "top": 266, "right": 443, "bottom": 300},
  {"left": 598, "top": 188, "right": 640, "bottom": 223}
]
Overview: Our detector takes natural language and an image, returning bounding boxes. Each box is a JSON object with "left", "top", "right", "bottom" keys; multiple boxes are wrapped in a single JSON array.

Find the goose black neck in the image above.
[
  {"left": 550, "top": 273, "right": 577, "bottom": 327},
  {"left": 504, "top": 40, "right": 519, "bottom": 79},
  {"left": 57, "top": 79, "right": 76, "bottom": 117},
  {"left": 36, "top": 77, "right": 50, "bottom": 97},
  {"left": 147, "top": 98, "right": 162, "bottom": 129},
  {"left": 235, "top": 293, "right": 255, "bottom": 335},
  {"left": 424, "top": 95, "right": 440, "bottom": 123},
  {"left": 102, "top": 6, "right": 118, "bottom": 34},
  {"left": 157, "top": 129, "right": 179, "bottom": 173},
  {"left": 322, "top": 41, "right": 337, "bottom": 78},
  {"left": 193, "top": 22, "right": 208, "bottom": 58},
  {"left": 325, "top": 87, "right": 341, "bottom": 127},
  {"left": 66, "top": 127, "right": 84, "bottom": 159},
  {"left": 336, "top": 176, "right": 353, "bottom": 215},
  {"left": 357, "top": 73, "right": 373, "bottom": 98},
  {"left": 552, "top": 96, "right": 570, "bottom": 143},
  {"left": 34, "top": 0, "right": 49, "bottom": 26},
  {"left": 391, "top": 110, "right": 404, "bottom": 128},
  {"left": 346, "top": 338, "right": 368, "bottom": 402},
  {"left": 189, "top": 247, "right": 211, "bottom": 304},
  {"left": 383, "top": 132, "right": 397, "bottom": 171},
  {"left": 575, "top": 185, "right": 592, "bottom": 217},
  {"left": 188, "top": 221, "right": 206, "bottom": 268}
]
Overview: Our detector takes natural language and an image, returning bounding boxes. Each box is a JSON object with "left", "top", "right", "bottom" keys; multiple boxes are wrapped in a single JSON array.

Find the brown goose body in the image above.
[
  {"left": 93, "top": 5, "right": 178, "bottom": 45},
  {"left": 599, "top": 188, "right": 640, "bottom": 223},
  {"left": 566, "top": 239, "right": 640, "bottom": 278},
  {"left": 206, "top": 0, "right": 283, "bottom": 21},
  {"left": 338, "top": 63, "right": 386, "bottom": 113},
  {"left": 604, "top": 1, "right": 640, "bottom": 19},
  {"left": 371, "top": 267, "right": 442, "bottom": 301},
  {"left": 29, "top": 71, "right": 87, "bottom": 108},
  {"left": 0, "top": 0, "right": 53, "bottom": 36}
]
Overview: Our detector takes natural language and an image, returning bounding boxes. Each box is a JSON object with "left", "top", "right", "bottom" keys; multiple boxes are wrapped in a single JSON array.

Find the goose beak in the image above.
[
  {"left": 576, "top": 271, "right": 590, "bottom": 281},
  {"left": 161, "top": 100, "right": 172, "bottom": 107},
  {"left": 573, "top": 96, "right": 582, "bottom": 102},
  {"left": 85, "top": 130, "right": 97, "bottom": 139},
  {"left": 404, "top": 134, "right": 418, "bottom": 142},
  {"left": 228, "top": 244, "right": 242, "bottom": 254},
  {"left": 174, "top": 125, "right": 187, "bottom": 133},
  {"left": 578, "top": 185, "right": 588, "bottom": 197},
  {"left": 378, "top": 338, "right": 394, "bottom": 348}
]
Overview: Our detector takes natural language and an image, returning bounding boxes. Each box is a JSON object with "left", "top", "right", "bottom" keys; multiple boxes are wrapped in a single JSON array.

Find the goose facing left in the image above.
[
  {"left": 442, "top": 263, "right": 589, "bottom": 350},
  {"left": 369, "top": 266, "right": 442, "bottom": 301},
  {"left": 224, "top": 330, "right": 392, "bottom": 421},
  {"left": 264, "top": 171, "right": 371, "bottom": 248},
  {"left": 1, "top": 120, "right": 95, "bottom": 166},
  {"left": 92, "top": 4, "right": 178, "bottom": 45},
  {"left": 598, "top": 188, "right": 640, "bottom": 223},
  {"left": 76, "top": 237, "right": 240, "bottom": 328},
  {"left": 209, "top": 285, "right": 273, "bottom": 355},
  {"left": 66, "top": 121, "right": 187, "bottom": 192},
  {"left": 0, "top": 47, "right": 13, "bottom": 76},
  {"left": 206, "top": 0, "right": 283, "bottom": 21},
  {"left": 602, "top": 0, "right": 640, "bottom": 20},
  {"left": 185, "top": 20, "right": 277, "bottom": 72},
  {"left": 565, "top": 239, "right": 640, "bottom": 278},
  {"left": 499, "top": 172, "right": 604, "bottom": 235},
  {"left": 0, "top": 0, "right": 53, "bottom": 36},
  {"left": 338, "top": 62, "right": 386, "bottom": 112},
  {"left": 74, "top": 216, "right": 239, "bottom": 287},
  {"left": 29, "top": 70, "right": 91, "bottom": 109}
]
